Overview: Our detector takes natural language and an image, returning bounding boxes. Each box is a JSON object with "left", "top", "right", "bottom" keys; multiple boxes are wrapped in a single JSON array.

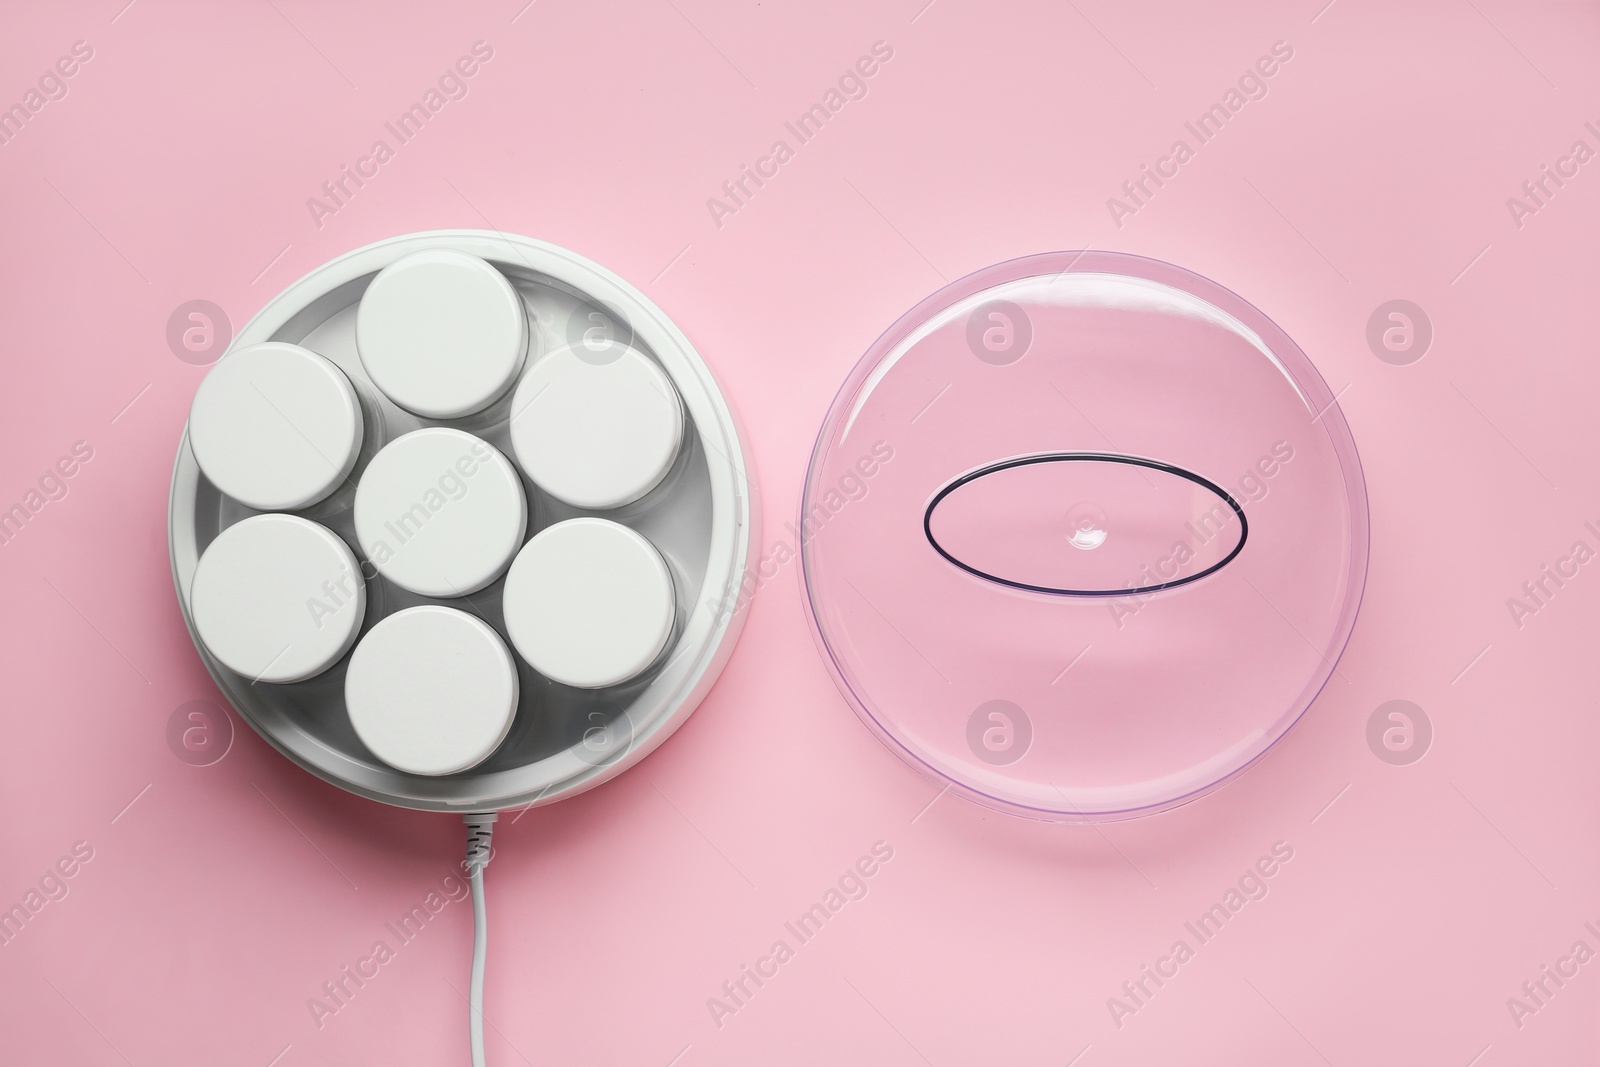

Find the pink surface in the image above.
[{"left": 1, "top": 1, "right": 1596, "bottom": 1064}]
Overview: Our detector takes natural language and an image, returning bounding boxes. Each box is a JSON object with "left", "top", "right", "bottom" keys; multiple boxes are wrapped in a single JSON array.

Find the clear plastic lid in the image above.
[{"left": 801, "top": 252, "right": 1368, "bottom": 820}]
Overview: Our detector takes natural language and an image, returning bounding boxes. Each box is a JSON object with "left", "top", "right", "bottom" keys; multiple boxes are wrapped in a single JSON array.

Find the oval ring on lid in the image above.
[
  {"left": 801, "top": 251, "right": 1369, "bottom": 821},
  {"left": 924, "top": 451, "right": 1248, "bottom": 597}
]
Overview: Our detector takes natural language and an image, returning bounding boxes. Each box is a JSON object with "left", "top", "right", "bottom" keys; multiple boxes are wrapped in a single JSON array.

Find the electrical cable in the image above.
[{"left": 463, "top": 812, "right": 498, "bottom": 1067}]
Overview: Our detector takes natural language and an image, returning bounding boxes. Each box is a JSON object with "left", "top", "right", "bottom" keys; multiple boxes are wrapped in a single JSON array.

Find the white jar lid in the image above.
[
  {"left": 188, "top": 342, "right": 363, "bottom": 511},
  {"left": 190, "top": 514, "right": 366, "bottom": 683},
  {"left": 353, "top": 428, "right": 527, "bottom": 598},
  {"left": 508, "top": 345, "right": 683, "bottom": 509},
  {"left": 345, "top": 606, "right": 518, "bottom": 776},
  {"left": 503, "top": 517, "right": 675, "bottom": 688},
  {"left": 355, "top": 249, "right": 528, "bottom": 418}
]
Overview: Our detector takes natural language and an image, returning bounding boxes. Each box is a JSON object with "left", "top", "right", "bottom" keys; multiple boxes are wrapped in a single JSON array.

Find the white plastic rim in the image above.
[
  {"left": 188, "top": 342, "right": 362, "bottom": 510},
  {"left": 169, "top": 230, "right": 757, "bottom": 813},
  {"left": 355, "top": 248, "right": 529, "bottom": 418},
  {"left": 509, "top": 345, "right": 685, "bottom": 509},
  {"left": 346, "top": 606, "right": 519, "bottom": 776},
  {"left": 190, "top": 513, "right": 365, "bottom": 683},
  {"left": 353, "top": 427, "right": 527, "bottom": 597},
  {"left": 503, "top": 518, "right": 676, "bottom": 688}
]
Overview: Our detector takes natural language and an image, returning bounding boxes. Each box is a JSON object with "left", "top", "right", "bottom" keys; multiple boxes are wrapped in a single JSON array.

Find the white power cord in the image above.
[{"left": 463, "top": 812, "right": 498, "bottom": 1067}]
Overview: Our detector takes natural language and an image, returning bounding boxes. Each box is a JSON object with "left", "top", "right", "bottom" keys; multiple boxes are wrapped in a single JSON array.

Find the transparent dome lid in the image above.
[{"left": 801, "top": 252, "right": 1368, "bottom": 820}]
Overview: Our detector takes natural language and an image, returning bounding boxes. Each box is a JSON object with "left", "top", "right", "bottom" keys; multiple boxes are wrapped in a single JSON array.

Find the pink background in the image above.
[{"left": 2, "top": 1, "right": 1597, "bottom": 1063}]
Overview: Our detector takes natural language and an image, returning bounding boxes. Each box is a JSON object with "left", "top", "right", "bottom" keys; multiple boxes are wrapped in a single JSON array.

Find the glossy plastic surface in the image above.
[{"left": 801, "top": 252, "right": 1368, "bottom": 820}]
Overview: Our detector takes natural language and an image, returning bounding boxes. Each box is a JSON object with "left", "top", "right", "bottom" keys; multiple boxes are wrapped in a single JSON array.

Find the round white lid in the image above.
[
  {"left": 188, "top": 342, "right": 363, "bottom": 511},
  {"left": 355, "top": 249, "right": 528, "bottom": 419},
  {"left": 503, "top": 518, "right": 675, "bottom": 688},
  {"left": 345, "top": 606, "right": 518, "bottom": 776},
  {"left": 353, "top": 427, "right": 527, "bottom": 598},
  {"left": 190, "top": 514, "right": 366, "bottom": 683},
  {"left": 508, "top": 345, "right": 684, "bottom": 509}
]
